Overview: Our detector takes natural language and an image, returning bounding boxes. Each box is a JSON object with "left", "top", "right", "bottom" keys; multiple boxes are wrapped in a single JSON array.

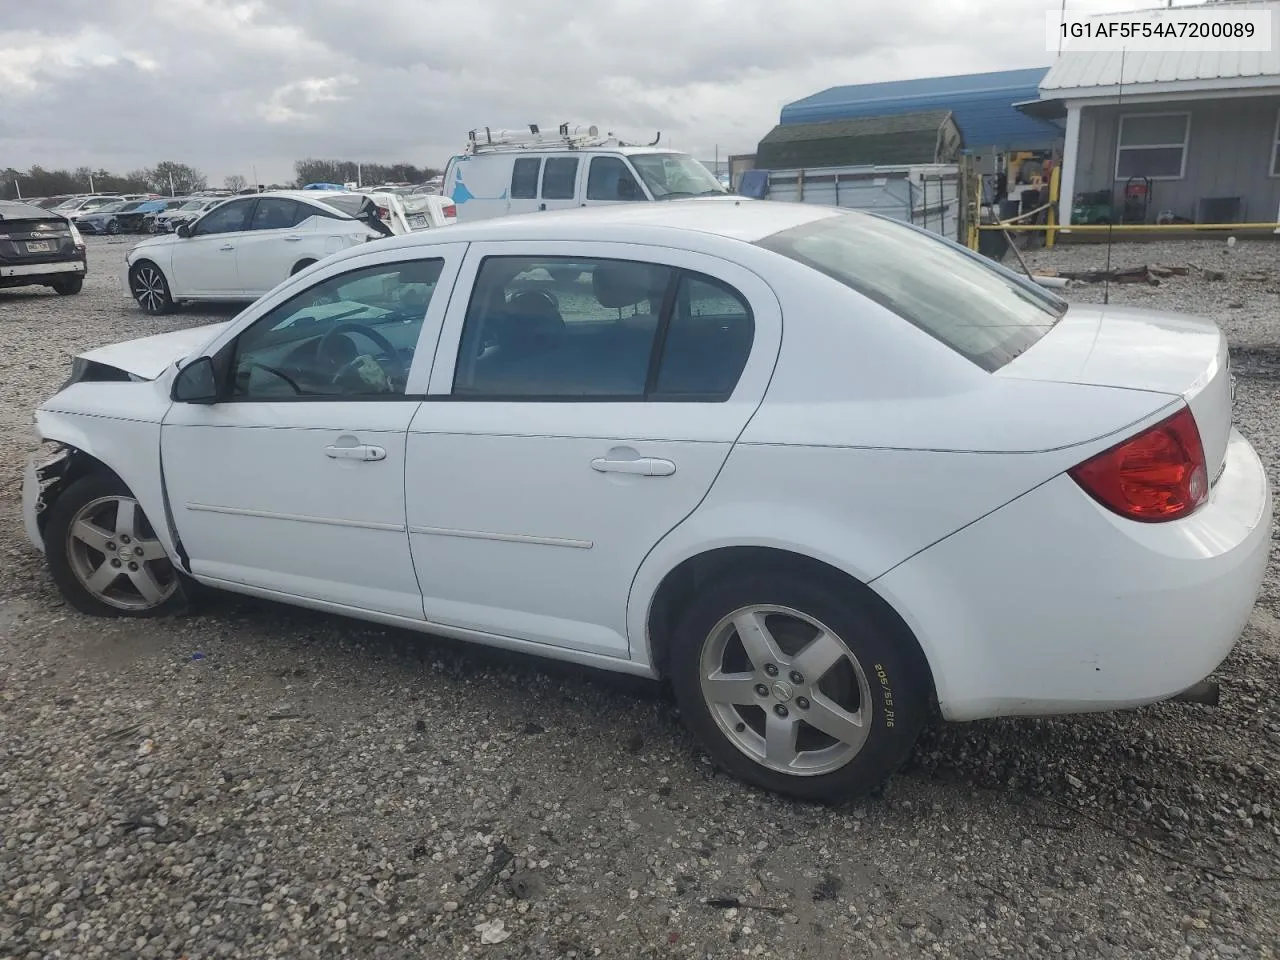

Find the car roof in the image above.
[{"left": 348, "top": 198, "right": 840, "bottom": 251}]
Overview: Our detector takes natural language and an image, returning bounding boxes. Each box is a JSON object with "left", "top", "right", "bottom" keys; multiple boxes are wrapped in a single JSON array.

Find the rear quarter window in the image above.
[{"left": 756, "top": 213, "right": 1066, "bottom": 371}]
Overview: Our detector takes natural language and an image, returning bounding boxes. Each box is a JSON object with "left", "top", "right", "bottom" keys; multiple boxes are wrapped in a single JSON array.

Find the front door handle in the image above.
[
  {"left": 325, "top": 443, "right": 386, "bottom": 462},
  {"left": 591, "top": 456, "right": 676, "bottom": 477},
  {"left": 219, "top": 244, "right": 235, "bottom": 251},
  {"left": 284, "top": 235, "right": 302, "bottom": 242}
]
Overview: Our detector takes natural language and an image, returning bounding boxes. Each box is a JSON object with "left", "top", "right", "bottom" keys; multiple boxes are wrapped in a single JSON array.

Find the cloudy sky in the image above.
[{"left": 2, "top": 0, "right": 1168, "bottom": 185}]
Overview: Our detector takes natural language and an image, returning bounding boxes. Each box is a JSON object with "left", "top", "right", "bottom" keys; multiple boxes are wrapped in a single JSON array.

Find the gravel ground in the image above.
[{"left": 1, "top": 236, "right": 1279, "bottom": 960}]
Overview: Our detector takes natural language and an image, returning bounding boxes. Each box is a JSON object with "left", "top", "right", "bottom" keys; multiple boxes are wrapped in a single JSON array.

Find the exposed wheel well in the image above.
[
  {"left": 644, "top": 546, "right": 936, "bottom": 700},
  {"left": 291, "top": 259, "right": 317, "bottom": 276},
  {"left": 32, "top": 445, "right": 123, "bottom": 537}
]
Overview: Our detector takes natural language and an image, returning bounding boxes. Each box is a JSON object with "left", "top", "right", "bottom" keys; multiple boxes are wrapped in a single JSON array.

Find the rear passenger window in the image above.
[
  {"left": 453, "top": 258, "right": 755, "bottom": 401},
  {"left": 511, "top": 158, "right": 541, "bottom": 200},
  {"left": 454, "top": 257, "right": 672, "bottom": 398},
  {"left": 654, "top": 274, "right": 754, "bottom": 398},
  {"left": 541, "top": 158, "right": 579, "bottom": 200}
]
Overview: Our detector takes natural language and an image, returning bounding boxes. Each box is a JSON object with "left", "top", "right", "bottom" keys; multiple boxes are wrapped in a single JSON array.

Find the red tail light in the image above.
[
  {"left": 443, "top": 204, "right": 457, "bottom": 219},
  {"left": 1069, "top": 405, "right": 1208, "bottom": 522}
]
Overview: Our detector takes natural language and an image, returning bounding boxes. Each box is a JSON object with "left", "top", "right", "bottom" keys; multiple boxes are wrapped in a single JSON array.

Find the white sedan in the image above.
[
  {"left": 24, "top": 200, "right": 1271, "bottom": 800},
  {"left": 123, "top": 190, "right": 401, "bottom": 313}
]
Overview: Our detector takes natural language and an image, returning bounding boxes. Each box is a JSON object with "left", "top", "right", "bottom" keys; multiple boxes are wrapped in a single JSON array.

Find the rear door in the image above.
[
  {"left": 406, "top": 242, "right": 780, "bottom": 658},
  {"left": 235, "top": 197, "right": 310, "bottom": 296}
]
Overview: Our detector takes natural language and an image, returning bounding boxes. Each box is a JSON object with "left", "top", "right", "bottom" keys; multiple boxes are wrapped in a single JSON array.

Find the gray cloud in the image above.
[{"left": 0, "top": 0, "right": 1153, "bottom": 185}]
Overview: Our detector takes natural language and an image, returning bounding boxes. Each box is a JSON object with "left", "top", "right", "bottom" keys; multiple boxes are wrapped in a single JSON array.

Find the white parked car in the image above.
[
  {"left": 123, "top": 190, "right": 400, "bottom": 313},
  {"left": 24, "top": 200, "right": 1270, "bottom": 800}
]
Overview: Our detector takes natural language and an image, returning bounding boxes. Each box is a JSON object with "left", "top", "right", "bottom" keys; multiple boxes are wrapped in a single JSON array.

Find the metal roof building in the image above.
[
  {"left": 779, "top": 68, "right": 1063, "bottom": 151},
  {"left": 1024, "top": 0, "right": 1280, "bottom": 226}
]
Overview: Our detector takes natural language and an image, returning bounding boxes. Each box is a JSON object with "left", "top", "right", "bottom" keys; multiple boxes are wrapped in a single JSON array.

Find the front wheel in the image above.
[
  {"left": 107, "top": 220, "right": 120, "bottom": 235},
  {"left": 42, "top": 473, "right": 190, "bottom": 618},
  {"left": 129, "top": 261, "right": 175, "bottom": 314},
  {"left": 668, "top": 571, "right": 931, "bottom": 802}
]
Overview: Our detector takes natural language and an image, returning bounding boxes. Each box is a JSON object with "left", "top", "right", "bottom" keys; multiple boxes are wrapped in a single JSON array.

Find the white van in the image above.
[{"left": 442, "top": 124, "right": 730, "bottom": 222}]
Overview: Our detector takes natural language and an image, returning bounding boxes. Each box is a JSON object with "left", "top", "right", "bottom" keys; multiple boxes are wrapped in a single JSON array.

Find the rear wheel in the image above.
[
  {"left": 50, "top": 277, "right": 83, "bottom": 295},
  {"left": 43, "top": 473, "right": 190, "bottom": 618},
  {"left": 129, "top": 260, "right": 175, "bottom": 314},
  {"left": 668, "top": 571, "right": 931, "bottom": 802}
]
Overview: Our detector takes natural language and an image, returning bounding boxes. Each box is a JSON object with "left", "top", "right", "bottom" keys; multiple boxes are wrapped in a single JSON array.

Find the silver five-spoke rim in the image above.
[
  {"left": 132, "top": 266, "right": 167, "bottom": 312},
  {"left": 700, "top": 604, "right": 874, "bottom": 777},
  {"left": 66, "top": 496, "right": 176, "bottom": 611}
]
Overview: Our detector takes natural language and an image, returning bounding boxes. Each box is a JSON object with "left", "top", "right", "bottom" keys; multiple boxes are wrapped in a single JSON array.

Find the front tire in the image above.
[
  {"left": 668, "top": 571, "right": 930, "bottom": 802},
  {"left": 43, "top": 473, "right": 190, "bottom": 618},
  {"left": 129, "top": 260, "right": 175, "bottom": 314},
  {"left": 51, "top": 277, "right": 84, "bottom": 295},
  {"left": 107, "top": 220, "right": 120, "bottom": 235}
]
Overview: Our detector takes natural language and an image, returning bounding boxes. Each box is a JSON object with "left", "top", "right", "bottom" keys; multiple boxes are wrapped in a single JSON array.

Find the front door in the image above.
[
  {"left": 406, "top": 242, "right": 780, "bottom": 657},
  {"left": 169, "top": 196, "right": 256, "bottom": 298},
  {"left": 162, "top": 248, "right": 461, "bottom": 619}
]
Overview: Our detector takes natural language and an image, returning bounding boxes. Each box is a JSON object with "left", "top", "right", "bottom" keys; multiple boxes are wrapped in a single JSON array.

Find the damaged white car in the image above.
[{"left": 23, "top": 200, "right": 1272, "bottom": 801}]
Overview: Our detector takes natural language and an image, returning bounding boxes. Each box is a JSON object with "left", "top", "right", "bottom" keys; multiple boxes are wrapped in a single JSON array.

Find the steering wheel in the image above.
[
  {"left": 516, "top": 288, "right": 560, "bottom": 311},
  {"left": 318, "top": 322, "right": 406, "bottom": 383}
]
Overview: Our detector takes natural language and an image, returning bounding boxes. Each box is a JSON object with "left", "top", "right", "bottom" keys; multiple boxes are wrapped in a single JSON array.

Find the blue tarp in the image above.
[{"left": 738, "top": 170, "right": 769, "bottom": 199}]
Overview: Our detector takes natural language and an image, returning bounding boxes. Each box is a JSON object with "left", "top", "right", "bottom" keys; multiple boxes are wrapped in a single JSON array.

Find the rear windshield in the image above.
[
  {"left": 757, "top": 212, "right": 1066, "bottom": 371},
  {"left": 314, "top": 195, "right": 365, "bottom": 218}
]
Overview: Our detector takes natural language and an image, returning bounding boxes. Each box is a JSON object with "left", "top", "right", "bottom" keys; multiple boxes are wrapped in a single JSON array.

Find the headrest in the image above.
[{"left": 592, "top": 262, "right": 668, "bottom": 309}]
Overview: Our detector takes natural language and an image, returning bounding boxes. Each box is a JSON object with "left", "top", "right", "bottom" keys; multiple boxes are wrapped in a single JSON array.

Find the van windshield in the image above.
[
  {"left": 629, "top": 154, "right": 727, "bottom": 200},
  {"left": 757, "top": 212, "right": 1067, "bottom": 371}
]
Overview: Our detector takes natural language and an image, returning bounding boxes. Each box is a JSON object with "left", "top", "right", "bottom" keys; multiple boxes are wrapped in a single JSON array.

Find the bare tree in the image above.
[{"left": 224, "top": 174, "right": 248, "bottom": 192}]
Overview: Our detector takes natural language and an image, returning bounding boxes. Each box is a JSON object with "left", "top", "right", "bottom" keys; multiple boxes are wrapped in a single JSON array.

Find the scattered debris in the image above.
[
  {"left": 703, "top": 896, "right": 787, "bottom": 917},
  {"left": 474, "top": 918, "right": 511, "bottom": 944},
  {"left": 137, "top": 738, "right": 155, "bottom": 758}
]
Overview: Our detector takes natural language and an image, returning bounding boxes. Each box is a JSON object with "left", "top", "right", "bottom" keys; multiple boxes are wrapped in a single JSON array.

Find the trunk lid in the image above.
[{"left": 1000, "top": 304, "right": 1232, "bottom": 480}]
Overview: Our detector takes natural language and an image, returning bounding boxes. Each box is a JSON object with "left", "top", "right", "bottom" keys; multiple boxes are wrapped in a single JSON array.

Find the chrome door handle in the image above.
[
  {"left": 284, "top": 235, "right": 302, "bottom": 242},
  {"left": 325, "top": 443, "right": 386, "bottom": 462},
  {"left": 591, "top": 457, "right": 676, "bottom": 477},
  {"left": 219, "top": 244, "right": 235, "bottom": 251}
]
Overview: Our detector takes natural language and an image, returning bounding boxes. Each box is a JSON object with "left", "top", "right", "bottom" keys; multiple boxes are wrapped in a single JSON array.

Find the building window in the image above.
[
  {"left": 1271, "top": 109, "right": 1280, "bottom": 177},
  {"left": 1115, "top": 113, "right": 1189, "bottom": 180}
]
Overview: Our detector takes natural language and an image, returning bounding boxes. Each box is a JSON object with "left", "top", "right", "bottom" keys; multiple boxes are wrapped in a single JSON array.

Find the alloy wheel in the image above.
[
  {"left": 65, "top": 495, "right": 177, "bottom": 611},
  {"left": 699, "top": 604, "right": 874, "bottom": 776},
  {"left": 131, "top": 265, "right": 168, "bottom": 312}
]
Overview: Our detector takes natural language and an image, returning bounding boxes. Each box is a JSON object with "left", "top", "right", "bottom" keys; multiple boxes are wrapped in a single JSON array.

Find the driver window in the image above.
[
  {"left": 192, "top": 199, "right": 253, "bottom": 236},
  {"left": 231, "top": 258, "right": 445, "bottom": 400}
]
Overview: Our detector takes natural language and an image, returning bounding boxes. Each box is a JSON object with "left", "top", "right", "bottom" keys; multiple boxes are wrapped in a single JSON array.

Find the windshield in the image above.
[
  {"left": 179, "top": 199, "right": 207, "bottom": 210},
  {"left": 757, "top": 212, "right": 1067, "bottom": 371},
  {"left": 629, "top": 153, "right": 727, "bottom": 200}
]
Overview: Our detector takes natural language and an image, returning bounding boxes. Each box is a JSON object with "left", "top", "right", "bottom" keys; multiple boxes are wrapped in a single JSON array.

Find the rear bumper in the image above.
[
  {"left": 874, "top": 428, "right": 1272, "bottom": 721},
  {"left": 0, "top": 258, "right": 87, "bottom": 287}
]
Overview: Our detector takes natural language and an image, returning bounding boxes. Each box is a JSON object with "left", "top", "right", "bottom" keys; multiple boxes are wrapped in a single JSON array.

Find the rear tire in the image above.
[
  {"left": 51, "top": 277, "right": 84, "bottom": 295},
  {"left": 129, "top": 260, "right": 175, "bottom": 314},
  {"left": 291, "top": 259, "right": 317, "bottom": 276},
  {"left": 43, "top": 473, "right": 191, "bottom": 619},
  {"left": 668, "top": 570, "right": 931, "bottom": 803}
]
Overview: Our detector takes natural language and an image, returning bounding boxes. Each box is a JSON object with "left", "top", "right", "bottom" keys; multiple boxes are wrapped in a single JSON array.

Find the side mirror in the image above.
[
  {"left": 176, "top": 223, "right": 192, "bottom": 238},
  {"left": 172, "top": 356, "right": 219, "bottom": 404}
]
